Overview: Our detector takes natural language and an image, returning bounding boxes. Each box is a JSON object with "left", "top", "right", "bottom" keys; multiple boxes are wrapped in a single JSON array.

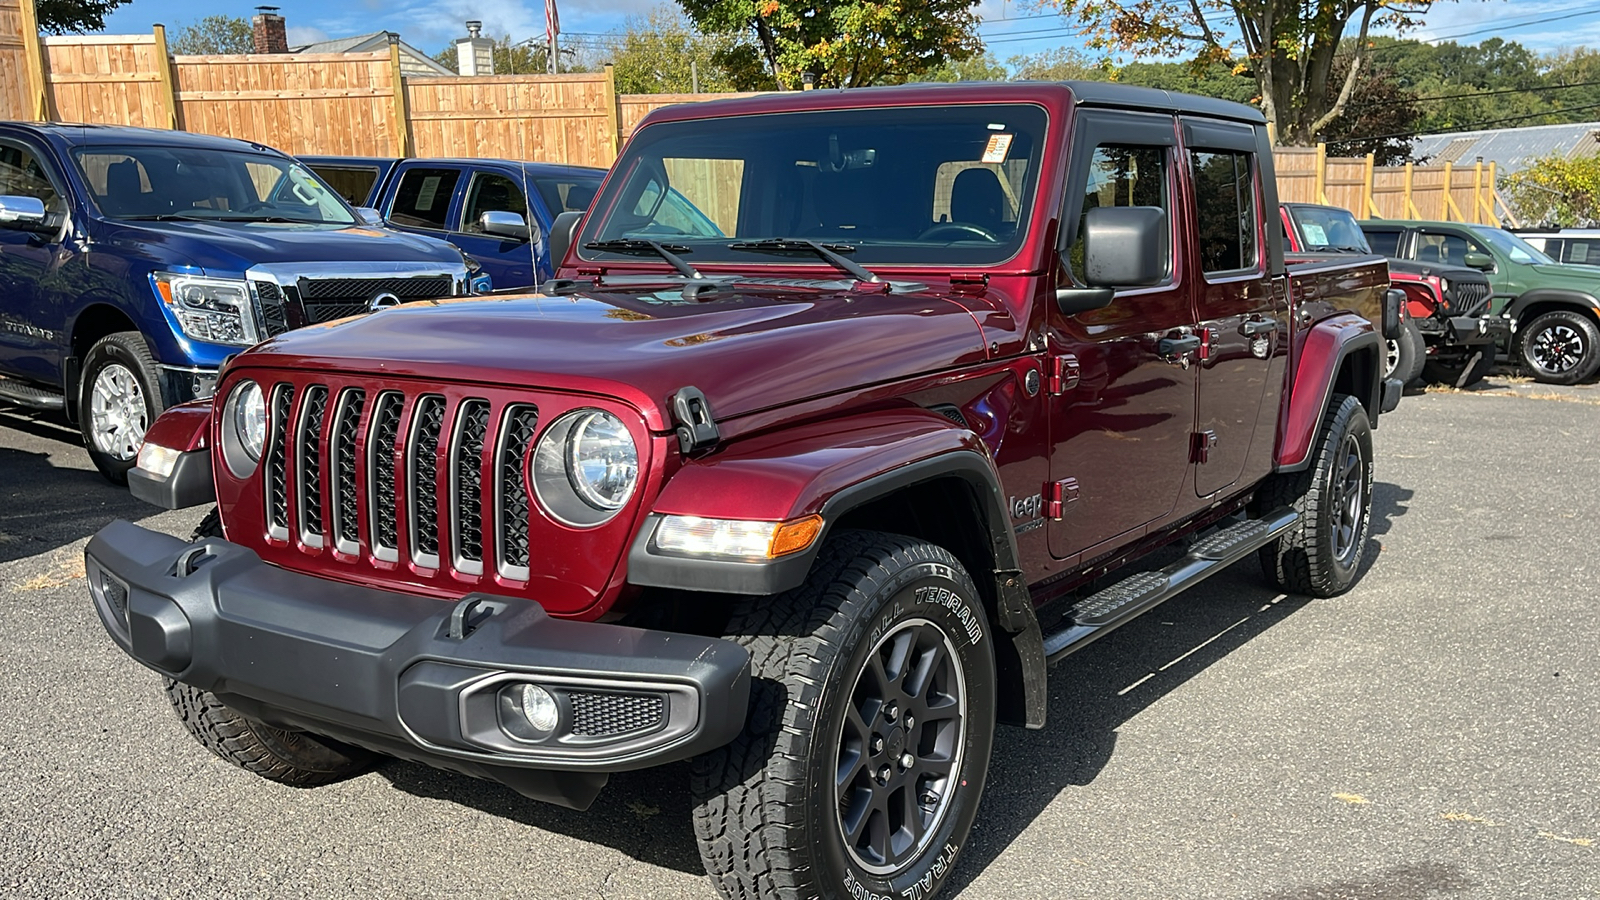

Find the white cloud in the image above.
[{"left": 286, "top": 25, "right": 330, "bottom": 45}]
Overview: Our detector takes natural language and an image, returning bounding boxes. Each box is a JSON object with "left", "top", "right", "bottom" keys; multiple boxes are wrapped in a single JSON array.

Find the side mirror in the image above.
[
  {"left": 548, "top": 210, "right": 583, "bottom": 269},
  {"left": 0, "top": 195, "right": 49, "bottom": 233},
  {"left": 1462, "top": 251, "right": 1495, "bottom": 272},
  {"left": 480, "top": 210, "right": 531, "bottom": 241},
  {"left": 354, "top": 206, "right": 384, "bottom": 226},
  {"left": 1056, "top": 205, "right": 1167, "bottom": 316}
]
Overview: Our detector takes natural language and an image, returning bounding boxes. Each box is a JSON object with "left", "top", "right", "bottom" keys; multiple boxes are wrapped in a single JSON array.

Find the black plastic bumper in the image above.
[
  {"left": 1381, "top": 377, "right": 1403, "bottom": 413},
  {"left": 1445, "top": 314, "right": 1511, "bottom": 346},
  {"left": 127, "top": 449, "right": 213, "bottom": 510},
  {"left": 85, "top": 520, "right": 750, "bottom": 810}
]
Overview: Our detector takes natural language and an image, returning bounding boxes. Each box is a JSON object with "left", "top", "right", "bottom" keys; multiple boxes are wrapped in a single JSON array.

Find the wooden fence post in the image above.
[
  {"left": 603, "top": 63, "right": 621, "bottom": 163},
  {"left": 1470, "top": 162, "right": 1484, "bottom": 224},
  {"left": 1441, "top": 162, "right": 1466, "bottom": 221},
  {"left": 17, "top": 0, "right": 48, "bottom": 121},
  {"left": 1314, "top": 143, "right": 1329, "bottom": 204},
  {"left": 1363, "top": 152, "right": 1379, "bottom": 217},
  {"left": 387, "top": 34, "right": 412, "bottom": 157},
  {"left": 151, "top": 24, "right": 178, "bottom": 129},
  {"left": 1478, "top": 161, "right": 1502, "bottom": 227},
  {"left": 1402, "top": 163, "right": 1421, "bottom": 218}
]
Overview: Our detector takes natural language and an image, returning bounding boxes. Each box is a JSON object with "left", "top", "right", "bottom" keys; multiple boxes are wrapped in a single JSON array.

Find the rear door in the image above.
[
  {"left": 1048, "top": 110, "right": 1198, "bottom": 562},
  {"left": 1183, "top": 118, "right": 1282, "bottom": 497}
]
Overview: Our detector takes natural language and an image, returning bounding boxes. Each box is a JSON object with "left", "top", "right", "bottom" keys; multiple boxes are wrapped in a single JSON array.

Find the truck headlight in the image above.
[
  {"left": 153, "top": 272, "right": 259, "bottom": 347},
  {"left": 530, "top": 409, "right": 638, "bottom": 527},
  {"left": 220, "top": 379, "right": 266, "bottom": 477}
]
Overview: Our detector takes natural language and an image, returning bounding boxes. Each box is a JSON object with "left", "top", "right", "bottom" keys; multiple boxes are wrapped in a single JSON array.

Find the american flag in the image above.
[{"left": 545, "top": 0, "right": 559, "bottom": 46}]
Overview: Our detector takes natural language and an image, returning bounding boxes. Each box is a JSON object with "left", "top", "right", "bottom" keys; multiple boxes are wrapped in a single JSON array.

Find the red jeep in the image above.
[{"left": 91, "top": 83, "right": 1397, "bottom": 900}]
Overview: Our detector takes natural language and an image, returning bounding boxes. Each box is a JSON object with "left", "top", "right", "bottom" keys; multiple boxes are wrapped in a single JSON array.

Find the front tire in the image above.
[
  {"left": 1387, "top": 320, "right": 1425, "bottom": 384},
  {"left": 1518, "top": 309, "right": 1600, "bottom": 385},
  {"left": 1256, "top": 393, "right": 1374, "bottom": 598},
  {"left": 691, "top": 532, "right": 996, "bottom": 900},
  {"left": 1421, "top": 345, "right": 1494, "bottom": 389},
  {"left": 79, "top": 331, "right": 165, "bottom": 484}
]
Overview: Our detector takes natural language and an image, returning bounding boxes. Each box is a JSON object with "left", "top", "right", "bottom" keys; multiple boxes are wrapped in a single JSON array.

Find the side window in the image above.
[
  {"left": 461, "top": 172, "right": 527, "bottom": 234},
  {"left": 533, "top": 176, "right": 602, "bottom": 215},
  {"left": 389, "top": 167, "right": 461, "bottom": 230},
  {"left": 0, "top": 142, "right": 65, "bottom": 214},
  {"left": 1068, "top": 144, "right": 1170, "bottom": 284},
  {"left": 1417, "top": 232, "right": 1474, "bottom": 267},
  {"left": 1363, "top": 229, "right": 1402, "bottom": 258},
  {"left": 1565, "top": 239, "right": 1596, "bottom": 264},
  {"left": 311, "top": 166, "right": 380, "bottom": 206},
  {"left": 1190, "top": 149, "right": 1259, "bottom": 275}
]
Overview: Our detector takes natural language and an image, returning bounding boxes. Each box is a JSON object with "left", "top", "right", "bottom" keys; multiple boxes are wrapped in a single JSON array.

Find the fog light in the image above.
[
  {"left": 514, "top": 683, "right": 559, "bottom": 734},
  {"left": 136, "top": 442, "right": 180, "bottom": 479}
]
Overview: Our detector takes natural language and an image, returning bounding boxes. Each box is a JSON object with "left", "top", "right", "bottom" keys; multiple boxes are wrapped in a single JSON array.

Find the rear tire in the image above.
[
  {"left": 691, "top": 531, "right": 996, "bottom": 900},
  {"left": 1256, "top": 393, "right": 1374, "bottom": 598},
  {"left": 1518, "top": 309, "right": 1600, "bottom": 385},
  {"left": 79, "top": 331, "right": 165, "bottom": 485}
]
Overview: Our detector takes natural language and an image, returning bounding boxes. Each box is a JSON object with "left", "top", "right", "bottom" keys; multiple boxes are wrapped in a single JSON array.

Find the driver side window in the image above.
[
  {"left": 1067, "top": 144, "right": 1171, "bottom": 285},
  {"left": 0, "top": 142, "right": 66, "bottom": 214}
]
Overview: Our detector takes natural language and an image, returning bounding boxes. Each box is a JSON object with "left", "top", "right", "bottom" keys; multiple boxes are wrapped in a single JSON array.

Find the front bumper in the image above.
[
  {"left": 85, "top": 520, "right": 750, "bottom": 810},
  {"left": 1444, "top": 314, "right": 1511, "bottom": 347}
]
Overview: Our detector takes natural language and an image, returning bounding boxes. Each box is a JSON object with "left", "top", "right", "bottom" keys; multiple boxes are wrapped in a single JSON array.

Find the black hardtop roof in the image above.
[{"left": 1053, "top": 80, "right": 1267, "bottom": 125}]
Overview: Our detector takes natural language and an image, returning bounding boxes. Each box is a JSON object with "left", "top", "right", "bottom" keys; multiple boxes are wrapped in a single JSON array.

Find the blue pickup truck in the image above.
[
  {"left": 300, "top": 156, "right": 605, "bottom": 289},
  {"left": 0, "top": 123, "right": 474, "bottom": 482}
]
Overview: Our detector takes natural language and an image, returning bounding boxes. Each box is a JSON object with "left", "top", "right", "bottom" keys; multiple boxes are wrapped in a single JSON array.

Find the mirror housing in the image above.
[
  {"left": 0, "top": 195, "right": 50, "bottom": 233},
  {"left": 1055, "top": 206, "right": 1166, "bottom": 316},
  {"left": 548, "top": 210, "right": 583, "bottom": 269},
  {"left": 1462, "top": 251, "right": 1495, "bottom": 272},
  {"left": 480, "top": 210, "right": 531, "bottom": 241},
  {"left": 353, "top": 206, "right": 384, "bottom": 226}
]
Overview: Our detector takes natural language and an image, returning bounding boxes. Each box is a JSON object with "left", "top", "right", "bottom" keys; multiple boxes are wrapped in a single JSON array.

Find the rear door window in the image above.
[
  {"left": 309, "top": 165, "right": 381, "bottom": 207},
  {"left": 388, "top": 167, "right": 462, "bottom": 230},
  {"left": 1190, "top": 149, "right": 1261, "bottom": 275},
  {"left": 1362, "top": 228, "right": 1403, "bottom": 258},
  {"left": 1563, "top": 239, "right": 1599, "bottom": 264}
]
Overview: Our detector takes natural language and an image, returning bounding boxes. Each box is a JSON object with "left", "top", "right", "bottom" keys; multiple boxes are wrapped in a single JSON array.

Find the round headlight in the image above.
[
  {"left": 234, "top": 381, "right": 266, "bottom": 461},
  {"left": 530, "top": 408, "right": 639, "bottom": 527}
]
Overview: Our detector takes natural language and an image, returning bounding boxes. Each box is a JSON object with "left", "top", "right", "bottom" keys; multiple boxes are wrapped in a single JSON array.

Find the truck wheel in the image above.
[
  {"left": 164, "top": 680, "right": 375, "bottom": 787},
  {"left": 79, "top": 331, "right": 165, "bottom": 485},
  {"left": 1518, "top": 309, "right": 1600, "bottom": 385},
  {"left": 691, "top": 531, "right": 996, "bottom": 900},
  {"left": 1421, "top": 346, "right": 1494, "bottom": 389},
  {"left": 1256, "top": 393, "right": 1373, "bottom": 598},
  {"left": 1386, "top": 320, "right": 1424, "bottom": 384}
]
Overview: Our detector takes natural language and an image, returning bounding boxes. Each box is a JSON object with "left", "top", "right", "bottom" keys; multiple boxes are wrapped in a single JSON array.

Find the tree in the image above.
[
  {"left": 1040, "top": 0, "right": 1455, "bottom": 145},
  {"left": 923, "top": 51, "right": 1008, "bottom": 83},
  {"left": 1320, "top": 60, "right": 1421, "bottom": 164},
  {"left": 1502, "top": 154, "right": 1600, "bottom": 227},
  {"left": 676, "top": 0, "right": 985, "bottom": 90},
  {"left": 608, "top": 8, "right": 738, "bottom": 94},
  {"left": 169, "top": 15, "right": 254, "bottom": 56},
  {"left": 430, "top": 35, "right": 592, "bottom": 75},
  {"left": 35, "top": 0, "right": 129, "bottom": 34}
]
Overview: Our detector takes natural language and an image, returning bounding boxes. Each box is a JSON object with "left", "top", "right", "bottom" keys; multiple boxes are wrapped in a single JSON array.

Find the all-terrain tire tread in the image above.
[
  {"left": 1256, "top": 393, "right": 1369, "bottom": 598},
  {"left": 163, "top": 680, "right": 372, "bottom": 788}
]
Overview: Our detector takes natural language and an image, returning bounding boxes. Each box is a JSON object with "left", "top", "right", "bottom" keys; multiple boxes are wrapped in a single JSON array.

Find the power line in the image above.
[{"left": 1330, "top": 99, "right": 1600, "bottom": 147}]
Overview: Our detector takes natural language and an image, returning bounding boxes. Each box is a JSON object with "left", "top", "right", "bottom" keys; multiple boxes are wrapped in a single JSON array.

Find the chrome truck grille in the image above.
[{"left": 248, "top": 265, "right": 466, "bottom": 335}]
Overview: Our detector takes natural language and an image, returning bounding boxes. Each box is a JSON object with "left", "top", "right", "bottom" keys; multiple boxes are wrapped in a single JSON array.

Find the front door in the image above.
[
  {"left": 0, "top": 138, "right": 70, "bottom": 382},
  {"left": 1184, "top": 120, "right": 1282, "bottom": 497},
  {"left": 1048, "top": 111, "right": 1198, "bottom": 561},
  {"left": 453, "top": 168, "right": 540, "bottom": 288}
]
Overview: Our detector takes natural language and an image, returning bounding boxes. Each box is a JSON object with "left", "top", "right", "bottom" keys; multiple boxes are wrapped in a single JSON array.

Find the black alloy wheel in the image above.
[{"left": 1519, "top": 309, "right": 1600, "bottom": 385}]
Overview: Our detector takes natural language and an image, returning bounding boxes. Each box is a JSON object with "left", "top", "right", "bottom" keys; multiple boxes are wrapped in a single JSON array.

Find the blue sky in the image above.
[{"left": 98, "top": 0, "right": 1600, "bottom": 65}]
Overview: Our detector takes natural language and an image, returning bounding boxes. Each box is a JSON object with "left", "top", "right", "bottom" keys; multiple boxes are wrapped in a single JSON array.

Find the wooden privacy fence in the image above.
[{"left": 1273, "top": 145, "right": 1517, "bottom": 227}]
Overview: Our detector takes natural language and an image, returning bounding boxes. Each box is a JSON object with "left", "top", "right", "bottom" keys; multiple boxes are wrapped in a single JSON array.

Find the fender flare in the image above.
[
  {"left": 627, "top": 407, "right": 1049, "bottom": 727},
  {"left": 1504, "top": 288, "right": 1600, "bottom": 326},
  {"left": 1277, "top": 314, "right": 1382, "bottom": 473},
  {"left": 126, "top": 401, "right": 215, "bottom": 510}
]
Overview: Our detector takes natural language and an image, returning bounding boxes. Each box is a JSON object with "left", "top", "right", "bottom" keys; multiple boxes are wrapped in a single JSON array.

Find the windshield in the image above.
[
  {"left": 1289, "top": 205, "right": 1370, "bottom": 253},
  {"left": 74, "top": 145, "right": 355, "bottom": 225},
  {"left": 578, "top": 103, "right": 1049, "bottom": 267},
  {"left": 1471, "top": 226, "right": 1556, "bottom": 265}
]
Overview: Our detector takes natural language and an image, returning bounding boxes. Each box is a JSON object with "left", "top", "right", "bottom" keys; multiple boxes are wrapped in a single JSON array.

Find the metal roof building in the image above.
[{"left": 1412, "top": 122, "right": 1600, "bottom": 174}]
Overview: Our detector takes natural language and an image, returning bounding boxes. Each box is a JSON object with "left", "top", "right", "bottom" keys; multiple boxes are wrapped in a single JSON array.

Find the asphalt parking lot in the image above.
[{"left": 1, "top": 376, "right": 1595, "bottom": 900}]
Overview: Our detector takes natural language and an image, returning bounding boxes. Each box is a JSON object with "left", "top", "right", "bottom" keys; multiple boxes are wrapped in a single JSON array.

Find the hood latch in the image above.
[{"left": 672, "top": 386, "right": 720, "bottom": 455}]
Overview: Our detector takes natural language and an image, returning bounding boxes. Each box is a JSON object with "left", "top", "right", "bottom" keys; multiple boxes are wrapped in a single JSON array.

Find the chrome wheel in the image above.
[
  {"left": 1328, "top": 432, "right": 1365, "bottom": 564},
  {"left": 835, "top": 617, "right": 966, "bottom": 876},
  {"left": 1529, "top": 323, "right": 1584, "bottom": 375},
  {"left": 88, "top": 362, "right": 148, "bottom": 460},
  {"left": 1384, "top": 338, "right": 1401, "bottom": 378}
]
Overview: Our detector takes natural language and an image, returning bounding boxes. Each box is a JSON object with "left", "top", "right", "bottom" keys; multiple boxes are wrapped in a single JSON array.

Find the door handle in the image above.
[
  {"left": 1158, "top": 335, "right": 1202, "bottom": 356},
  {"left": 1242, "top": 319, "right": 1279, "bottom": 336}
]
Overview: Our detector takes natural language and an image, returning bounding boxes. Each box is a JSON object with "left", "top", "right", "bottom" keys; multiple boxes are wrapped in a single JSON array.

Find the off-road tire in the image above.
[
  {"left": 1517, "top": 309, "right": 1600, "bottom": 385},
  {"left": 1421, "top": 345, "right": 1495, "bottom": 389},
  {"left": 691, "top": 531, "right": 997, "bottom": 900},
  {"left": 79, "top": 331, "right": 165, "bottom": 485},
  {"left": 1387, "top": 320, "right": 1424, "bottom": 384},
  {"left": 164, "top": 680, "right": 374, "bottom": 787},
  {"left": 1256, "top": 393, "right": 1374, "bottom": 598},
  {"left": 191, "top": 506, "right": 223, "bottom": 541}
]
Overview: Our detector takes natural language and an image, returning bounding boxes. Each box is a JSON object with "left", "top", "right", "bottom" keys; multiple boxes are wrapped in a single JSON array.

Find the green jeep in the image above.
[{"left": 1360, "top": 219, "right": 1600, "bottom": 384}]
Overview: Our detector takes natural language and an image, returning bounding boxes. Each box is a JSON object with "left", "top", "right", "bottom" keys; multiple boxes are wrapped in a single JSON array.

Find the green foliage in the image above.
[
  {"left": 1502, "top": 154, "right": 1600, "bottom": 227},
  {"left": 676, "top": 0, "right": 984, "bottom": 89},
  {"left": 430, "top": 35, "right": 593, "bottom": 75},
  {"left": 35, "top": 0, "right": 129, "bottom": 34},
  {"left": 922, "top": 51, "right": 1008, "bottom": 83},
  {"left": 608, "top": 8, "right": 739, "bottom": 94},
  {"left": 1366, "top": 37, "right": 1600, "bottom": 136},
  {"left": 169, "top": 16, "right": 255, "bottom": 56},
  {"left": 1319, "top": 59, "right": 1420, "bottom": 164}
]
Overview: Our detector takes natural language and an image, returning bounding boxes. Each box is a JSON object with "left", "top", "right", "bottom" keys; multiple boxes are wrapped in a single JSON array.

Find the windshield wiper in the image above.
[
  {"left": 584, "top": 238, "right": 701, "bottom": 279},
  {"left": 224, "top": 215, "right": 323, "bottom": 224},
  {"left": 726, "top": 238, "right": 880, "bottom": 283},
  {"left": 120, "top": 214, "right": 217, "bottom": 222}
]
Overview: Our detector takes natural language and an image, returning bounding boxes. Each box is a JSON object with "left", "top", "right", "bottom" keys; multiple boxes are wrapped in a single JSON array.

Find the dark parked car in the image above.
[
  {"left": 0, "top": 124, "right": 472, "bottom": 482},
  {"left": 300, "top": 156, "right": 605, "bottom": 289}
]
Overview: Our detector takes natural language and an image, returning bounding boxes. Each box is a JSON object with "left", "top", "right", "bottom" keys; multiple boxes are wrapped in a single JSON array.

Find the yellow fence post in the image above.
[
  {"left": 1477, "top": 161, "right": 1502, "bottom": 227},
  {"left": 1363, "top": 153, "right": 1382, "bottom": 217},
  {"left": 603, "top": 63, "right": 621, "bottom": 163},
  {"left": 386, "top": 34, "right": 412, "bottom": 157},
  {"left": 1471, "top": 162, "right": 1484, "bottom": 224},
  {"left": 151, "top": 24, "right": 178, "bottom": 129},
  {"left": 1441, "top": 162, "right": 1466, "bottom": 221},
  {"left": 1314, "top": 143, "right": 1329, "bottom": 204},
  {"left": 1403, "top": 163, "right": 1421, "bottom": 218},
  {"left": 18, "top": 0, "right": 48, "bottom": 121}
]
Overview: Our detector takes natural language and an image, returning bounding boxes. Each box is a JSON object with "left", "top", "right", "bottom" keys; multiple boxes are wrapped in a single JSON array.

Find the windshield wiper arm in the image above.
[
  {"left": 584, "top": 238, "right": 701, "bottom": 279},
  {"left": 726, "top": 238, "right": 880, "bottom": 283},
  {"left": 120, "top": 214, "right": 215, "bottom": 222}
]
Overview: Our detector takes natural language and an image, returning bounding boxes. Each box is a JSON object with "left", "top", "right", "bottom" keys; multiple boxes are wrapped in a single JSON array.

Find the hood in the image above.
[
  {"left": 236, "top": 281, "right": 991, "bottom": 431},
  {"left": 1530, "top": 263, "right": 1600, "bottom": 288},
  {"left": 96, "top": 219, "right": 465, "bottom": 276}
]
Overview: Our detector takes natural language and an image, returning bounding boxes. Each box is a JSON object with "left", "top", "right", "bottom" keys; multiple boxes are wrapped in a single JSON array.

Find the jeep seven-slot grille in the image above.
[
  {"left": 256, "top": 383, "right": 558, "bottom": 580},
  {"left": 1450, "top": 280, "right": 1492, "bottom": 316}
]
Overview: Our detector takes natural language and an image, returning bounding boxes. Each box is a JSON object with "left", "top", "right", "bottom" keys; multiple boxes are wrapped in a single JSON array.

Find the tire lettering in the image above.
[
  {"left": 900, "top": 843, "right": 961, "bottom": 900},
  {"left": 914, "top": 586, "right": 984, "bottom": 645},
  {"left": 843, "top": 870, "right": 893, "bottom": 900}
]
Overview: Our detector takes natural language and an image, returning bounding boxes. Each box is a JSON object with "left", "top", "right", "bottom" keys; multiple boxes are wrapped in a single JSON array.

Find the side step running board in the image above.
[
  {"left": 0, "top": 377, "right": 66, "bottom": 412},
  {"left": 1043, "top": 508, "right": 1298, "bottom": 664}
]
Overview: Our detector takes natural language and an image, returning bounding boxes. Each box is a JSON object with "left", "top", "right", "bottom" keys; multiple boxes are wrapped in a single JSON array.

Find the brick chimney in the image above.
[{"left": 252, "top": 6, "right": 288, "bottom": 54}]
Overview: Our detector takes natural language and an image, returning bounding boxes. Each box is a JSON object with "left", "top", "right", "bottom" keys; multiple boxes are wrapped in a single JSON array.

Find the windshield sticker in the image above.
[
  {"left": 415, "top": 176, "right": 443, "bottom": 211},
  {"left": 981, "top": 134, "right": 1013, "bottom": 164},
  {"left": 1302, "top": 223, "right": 1328, "bottom": 246}
]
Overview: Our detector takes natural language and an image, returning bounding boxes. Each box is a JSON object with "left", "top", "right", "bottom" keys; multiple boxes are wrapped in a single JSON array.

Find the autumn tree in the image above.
[
  {"left": 170, "top": 16, "right": 254, "bottom": 55},
  {"left": 608, "top": 8, "right": 739, "bottom": 94},
  {"left": 1041, "top": 0, "right": 1458, "bottom": 145},
  {"left": 35, "top": 0, "right": 129, "bottom": 33},
  {"left": 676, "top": 0, "right": 984, "bottom": 89},
  {"left": 1502, "top": 154, "right": 1600, "bottom": 227},
  {"left": 1319, "top": 60, "right": 1421, "bottom": 164}
]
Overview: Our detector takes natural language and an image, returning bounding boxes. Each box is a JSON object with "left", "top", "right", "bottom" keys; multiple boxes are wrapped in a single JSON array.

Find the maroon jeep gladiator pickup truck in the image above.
[{"left": 89, "top": 82, "right": 1398, "bottom": 900}]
